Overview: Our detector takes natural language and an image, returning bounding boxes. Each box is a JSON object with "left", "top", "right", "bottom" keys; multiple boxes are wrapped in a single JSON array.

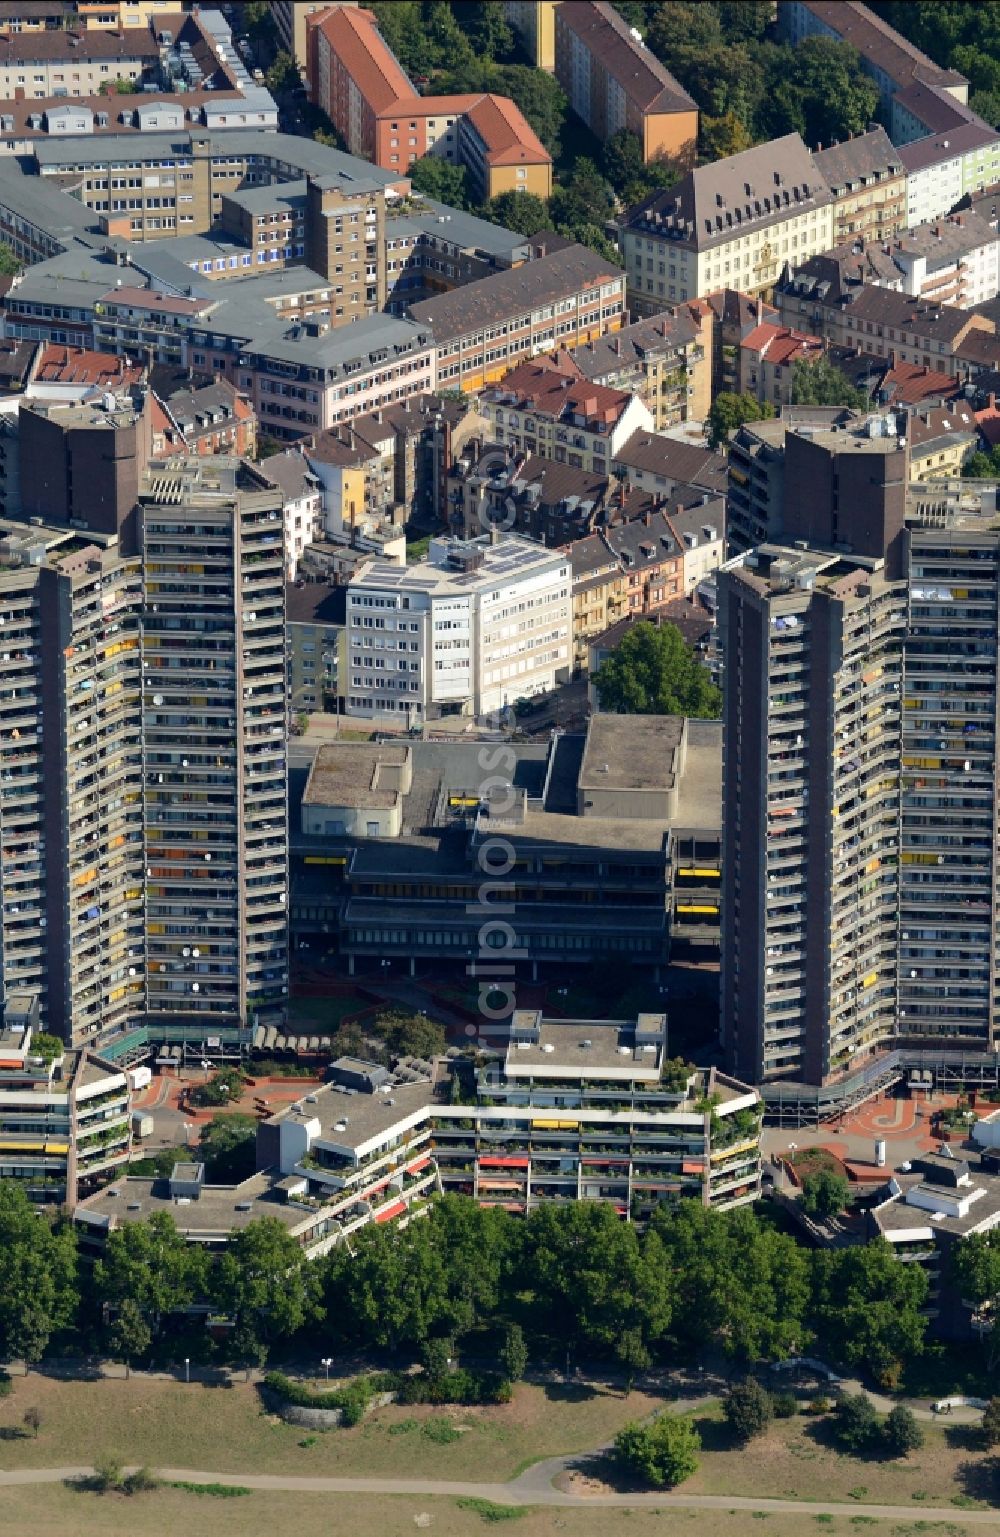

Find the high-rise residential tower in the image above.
[
  {"left": 720, "top": 416, "right": 1000, "bottom": 1099},
  {"left": 0, "top": 450, "right": 288, "bottom": 1059}
]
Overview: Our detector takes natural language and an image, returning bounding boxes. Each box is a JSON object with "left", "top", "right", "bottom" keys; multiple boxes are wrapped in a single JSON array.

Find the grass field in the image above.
[
  {"left": 0, "top": 1378, "right": 995, "bottom": 1529},
  {"left": 2, "top": 1485, "right": 987, "bottom": 1537},
  {"left": 0, "top": 1378, "right": 662, "bottom": 1482},
  {"left": 677, "top": 1404, "right": 986, "bottom": 1509}
]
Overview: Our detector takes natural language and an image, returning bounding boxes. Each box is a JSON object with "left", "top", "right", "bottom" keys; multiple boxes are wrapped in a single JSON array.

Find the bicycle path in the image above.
[{"left": 2, "top": 1463, "right": 999, "bottom": 1524}]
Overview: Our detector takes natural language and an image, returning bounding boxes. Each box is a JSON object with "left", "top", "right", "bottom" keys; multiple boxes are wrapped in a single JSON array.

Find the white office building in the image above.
[{"left": 345, "top": 532, "right": 572, "bottom": 721}]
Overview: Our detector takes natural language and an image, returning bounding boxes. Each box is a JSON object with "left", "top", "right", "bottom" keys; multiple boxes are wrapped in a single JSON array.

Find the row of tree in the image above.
[
  {"left": 0, "top": 1186, "right": 946, "bottom": 1388},
  {"left": 611, "top": 2, "right": 881, "bottom": 156}
]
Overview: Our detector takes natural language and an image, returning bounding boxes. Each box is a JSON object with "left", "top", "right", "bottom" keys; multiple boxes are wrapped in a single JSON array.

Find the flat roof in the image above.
[
  {"left": 580, "top": 714, "right": 682, "bottom": 794},
  {"left": 303, "top": 742, "right": 409, "bottom": 810},
  {"left": 75, "top": 1170, "right": 312, "bottom": 1236},
  {"left": 506, "top": 1014, "right": 666, "bottom": 1077},
  {"left": 273, "top": 1075, "right": 437, "bottom": 1155}
]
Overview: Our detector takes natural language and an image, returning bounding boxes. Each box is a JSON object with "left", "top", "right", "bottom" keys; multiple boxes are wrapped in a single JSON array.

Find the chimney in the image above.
[
  {"left": 644, "top": 510, "right": 652, "bottom": 526},
  {"left": 888, "top": 348, "right": 895, "bottom": 369},
  {"left": 755, "top": 294, "right": 763, "bottom": 325},
  {"left": 614, "top": 336, "right": 621, "bottom": 356}
]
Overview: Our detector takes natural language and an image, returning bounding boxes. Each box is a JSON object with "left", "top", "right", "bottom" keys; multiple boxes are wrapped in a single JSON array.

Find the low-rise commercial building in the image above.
[
  {"left": 774, "top": 273, "right": 1000, "bottom": 379},
  {"left": 553, "top": 1, "right": 697, "bottom": 166},
  {"left": 870, "top": 1149, "right": 1000, "bottom": 1340},
  {"left": 258, "top": 446, "right": 323, "bottom": 578},
  {"left": 504, "top": 0, "right": 558, "bottom": 71},
  {"left": 305, "top": 5, "right": 551, "bottom": 198},
  {"left": 778, "top": 3, "right": 970, "bottom": 121},
  {"left": 286, "top": 580, "right": 345, "bottom": 715},
  {"left": 738, "top": 320, "right": 825, "bottom": 407},
  {"left": 291, "top": 714, "right": 722, "bottom": 975}
]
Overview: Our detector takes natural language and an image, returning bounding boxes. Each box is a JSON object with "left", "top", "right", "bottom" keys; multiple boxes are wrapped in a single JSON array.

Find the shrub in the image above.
[
  {"left": 422, "top": 1417, "right": 462, "bottom": 1444},
  {"left": 808, "top": 1395, "right": 832, "bottom": 1415},
  {"left": 883, "top": 1404, "right": 923, "bottom": 1458},
  {"left": 772, "top": 1391, "right": 799, "bottom": 1419},
  {"left": 724, "top": 1378, "right": 773, "bottom": 1443},
  {"left": 982, "top": 1396, "right": 1000, "bottom": 1449},
  {"left": 613, "top": 1412, "right": 701, "bottom": 1488},
  {"left": 0, "top": 1369, "right": 11, "bottom": 1399},
  {"left": 261, "top": 1369, "right": 395, "bottom": 1425},
  {"left": 90, "top": 1456, "right": 124, "bottom": 1494},
  {"left": 122, "top": 1467, "right": 159, "bottom": 1496},
  {"left": 168, "top": 1481, "right": 252, "bottom": 1498},
  {"left": 834, "top": 1394, "right": 879, "bottom": 1455},
  {"left": 455, "top": 1497, "right": 527, "bottom": 1522}
]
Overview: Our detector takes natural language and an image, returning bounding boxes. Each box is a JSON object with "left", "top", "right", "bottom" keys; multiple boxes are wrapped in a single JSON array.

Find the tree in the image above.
[
  {"left": 613, "top": 1412, "right": 700, "bottom": 1487},
  {"left": 188, "top": 1064, "right": 244, "bottom": 1108},
  {"left": 460, "top": 1, "right": 515, "bottom": 62},
  {"left": 761, "top": 38, "right": 879, "bottom": 148},
  {"left": 93, "top": 1211, "right": 208, "bottom": 1335},
  {"left": 982, "top": 1396, "right": 1000, "bottom": 1449},
  {"left": 230, "top": 1318, "right": 268, "bottom": 1381},
  {"left": 266, "top": 50, "right": 300, "bottom": 96},
  {"left": 789, "top": 355, "right": 868, "bottom": 410},
  {"left": 198, "top": 1113, "right": 258, "bottom": 1182},
  {"left": 521, "top": 1202, "right": 672, "bottom": 1361},
  {"left": 549, "top": 158, "right": 615, "bottom": 231},
  {"left": 724, "top": 1377, "right": 773, "bottom": 1443},
  {"left": 650, "top": 1203, "right": 811, "bottom": 1363},
  {"left": 834, "top": 1391, "right": 879, "bottom": 1454},
  {"left": 498, "top": 1322, "right": 528, "bottom": 1384},
  {"left": 800, "top": 1170, "right": 851, "bottom": 1220},
  {"left": 593, "top": 620, "right": 721, "bottom": 719},
  {"left": 374, "top": 1009, "right": 446, "bottom": 1061},
  {"left": 705, "top": 391, "right": 775, "bottom": 450},
  {"left": 951, "top": 1233, "right": 1000, "bottom": 1367},
  {"left": 602, "top": 129, "right": 647, "bottom": 196},
  {"left": 700, "top": 111, "right": 753, "bottom": 161},
  {"left": 883, "top": 1403, "right": 924, "bottom": 1457},
  {"left": 107, "top": 1299, "right": 151, "bottom": 1379},
  {"left": 0, "top": 1184, "right": 79, "bottom": 1367},
  {"left": 22, "top": 1406, "right": 41, "bottom": 1440},
  {"left": 421, "top": 1334, "right": 455, "bottom": 1381},
  {"left": 812, "top": 1242, "right": 929, "bottom": 1387},
  {"left": 483, "top": 189, "right": 550, "bottom": 237},
  {"left": 213, "top": 1218, "right": 321, "bottom": 1342},
  {"left": 408, "top": 155, "right": 470, "bottom": 210},
  {"left": 0, "top": 242, "right": 22, "bottom": 277},
  {"left": 615, "top": 1327, "right": 651, "bottom": 1396},
  {"left": 962, "top": 445, "right": 1000, "bottom": 480}
]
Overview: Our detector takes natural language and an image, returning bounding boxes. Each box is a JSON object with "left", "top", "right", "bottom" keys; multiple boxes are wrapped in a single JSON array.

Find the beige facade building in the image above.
[
  {"left": 813, "top": 127, "right": 907, "bottom": 245},
  {"left": 622, "top": 133, "right": 835, "bottom": 310}
]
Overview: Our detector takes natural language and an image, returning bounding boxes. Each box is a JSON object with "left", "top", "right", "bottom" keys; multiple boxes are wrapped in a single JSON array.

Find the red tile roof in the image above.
[
  {"left": 33, "top": 343, "right": 145, "bottom": 388},
  {"left": 487, "top": 360, "right": 633, "bottom": 426},
  {"left": 313, "top": 5, "right": 412, "bottom": 117},
  {"left": 741, "top": 322, "right": 824, "bottom": 368},
  {"left": 461, "top": 93, "right": 550, "bottom": 168},
  {"left": 879, "top": 360, "right": 960, "bottom": 405}
]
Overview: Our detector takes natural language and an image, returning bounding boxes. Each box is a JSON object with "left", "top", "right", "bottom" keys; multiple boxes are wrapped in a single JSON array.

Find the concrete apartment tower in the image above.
[
  {"left": 719, "top": 414, "right": 1000, "bottom": 1103},
  {"left": 0, "top": 445, "right": 288, "bottom": 1058}
]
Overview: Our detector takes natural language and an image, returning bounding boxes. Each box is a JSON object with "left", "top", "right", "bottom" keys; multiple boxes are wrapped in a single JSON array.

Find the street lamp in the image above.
[
  {"left": 200, "top": 1058, "right": 211, "bottom": 1084},
  {"left": 184, "top": 1357, "right": 190, "bottom": 1384},
  {"left": 321, "top": 1357, "right": 333, "bottom": 1383}
]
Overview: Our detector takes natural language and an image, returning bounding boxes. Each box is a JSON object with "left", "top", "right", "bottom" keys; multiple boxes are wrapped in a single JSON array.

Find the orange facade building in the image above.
[{"left": 306, "top": 6, "right": 552, "bottom": 200}]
